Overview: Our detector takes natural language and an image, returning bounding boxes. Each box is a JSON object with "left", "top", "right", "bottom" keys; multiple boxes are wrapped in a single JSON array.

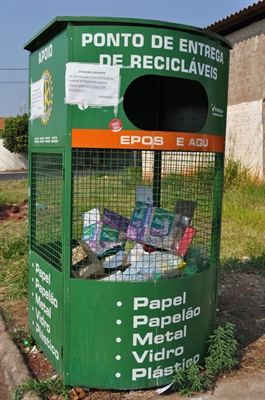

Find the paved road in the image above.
[{"left": 0, "top": 171, "right": 28, "bottom": 181}]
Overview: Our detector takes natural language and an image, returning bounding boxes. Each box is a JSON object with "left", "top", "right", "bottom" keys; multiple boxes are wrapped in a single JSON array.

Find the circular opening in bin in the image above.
[{"left": 123, "top": 74, "right": 208, "bottom": 132}]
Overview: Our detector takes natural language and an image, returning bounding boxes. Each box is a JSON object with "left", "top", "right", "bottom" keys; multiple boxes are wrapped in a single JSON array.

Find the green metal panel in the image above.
[
  {"left": 28, "top": 29, "right": 68, "bottom": 148},
  {"left": 70, "top": 24, "right": 230, "bottom": 137},
  {"left": 61, "top": 23, "right": 75, "bottom": 387},
  {"left": 28, "top": 252, "right": 63, "bottom": 374},
  {"left": 68, "top": 268, "right": 216, "bottom": 389},
  {"left": 24, "top": 16, "right": 231, "bottom": 53},
  {"left": 28, "top": 149, "right": 65, "bottom": 374}
]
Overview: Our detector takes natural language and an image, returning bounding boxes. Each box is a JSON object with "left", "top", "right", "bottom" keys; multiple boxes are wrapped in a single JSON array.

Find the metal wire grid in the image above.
[
  {"left": 71, "top": 149, "right": 222, "bottom": 281},
  {"left": 31, "top": 152, "right": 63, "bottom": 271}
]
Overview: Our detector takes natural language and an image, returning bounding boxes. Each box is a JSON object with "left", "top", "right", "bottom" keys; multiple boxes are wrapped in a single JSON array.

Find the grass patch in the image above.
[
  {"left": 223, "top": 157, "right": 260, "bottom": 190},
  {"left": 220, "top": 159, "right": 265, "bottom": 273},
  {"left": 220, "top": 183, "right": 265, "bottom": 269},
  {"left": 0, "top": 221, "right": 28, "bottom": 299},
  {"left": 0, "top": 180, "right": 27, "bottom": 204},
  {"left": 13, "top": 377, "right": 69, "bottom": 400}
]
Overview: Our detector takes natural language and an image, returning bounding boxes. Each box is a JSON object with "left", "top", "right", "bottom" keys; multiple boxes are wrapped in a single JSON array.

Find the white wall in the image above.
[
  {"left": 225, "top": 99, "right": 263, "bottom": 179},
  {"left": 0, "top": 139, "right": 28, "bottom": 171}
]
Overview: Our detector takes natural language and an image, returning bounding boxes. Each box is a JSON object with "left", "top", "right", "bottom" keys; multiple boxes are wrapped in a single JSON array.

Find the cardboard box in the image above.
[
  {"left": 72, "top": 240, "right": 104, "bottom": 279},
  {"left": 103, "top": 208, "right": 130, "bottom": 232},
  {"left": 143, "top": 207, "right": 184, "bottom": 250},
  {"left": 126, "top": 201, "right": 153, "bottom": 242}
]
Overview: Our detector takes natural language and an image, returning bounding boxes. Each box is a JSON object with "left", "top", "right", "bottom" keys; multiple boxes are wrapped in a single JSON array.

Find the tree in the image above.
[{"left": 2, "top": 113, "right": 28, "bottom": 153}]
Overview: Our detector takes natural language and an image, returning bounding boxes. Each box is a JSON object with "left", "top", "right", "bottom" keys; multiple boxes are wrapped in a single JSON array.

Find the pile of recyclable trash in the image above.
[{"left": 71, "top": 200, "right": 209, "bottom": 281}]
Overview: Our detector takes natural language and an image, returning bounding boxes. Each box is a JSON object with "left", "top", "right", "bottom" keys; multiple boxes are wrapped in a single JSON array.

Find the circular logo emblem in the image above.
[
  {"left": 109, "top": 119, "right": 122, "bottom": 132},
  {"left": 41, "top": 70, "right": 53, "bottom": 125}
]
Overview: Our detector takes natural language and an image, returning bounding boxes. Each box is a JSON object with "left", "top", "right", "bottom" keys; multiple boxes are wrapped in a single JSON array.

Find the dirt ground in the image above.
[{"left": 0, "top": 203, "right": 265, "bottom": 399}]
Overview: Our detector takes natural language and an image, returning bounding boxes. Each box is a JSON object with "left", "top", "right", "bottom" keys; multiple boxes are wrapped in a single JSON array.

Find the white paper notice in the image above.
[
  {"left": 65, "top": 63, "right": 120, "bottom": 107},
  {"left": 30, "top": 78, "right": 44, "bottom": 120}
]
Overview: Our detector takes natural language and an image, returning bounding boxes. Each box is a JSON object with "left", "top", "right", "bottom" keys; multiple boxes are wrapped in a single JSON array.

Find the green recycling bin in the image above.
[{"left": 24, "top": 17, "right": 232, "bottom": 390}]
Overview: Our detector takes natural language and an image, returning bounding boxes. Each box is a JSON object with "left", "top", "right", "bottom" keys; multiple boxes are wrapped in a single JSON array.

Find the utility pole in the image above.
[{"left": 20, "top": 102, "right": 26, "bottom": 115}]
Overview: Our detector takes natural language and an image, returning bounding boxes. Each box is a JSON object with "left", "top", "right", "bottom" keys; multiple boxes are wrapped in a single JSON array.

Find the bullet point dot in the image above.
[
  {"left": 116, "top": 337, "right": 121, "bottom": 343},
  {"left": 116, "top": 319, "right": 122, "bottom": 325},
  {"left": 116, "top": 355, "right": 121, "bottom": 360},
  {"left": 116, "top": 301, "right": 122, "bottom": 307},
  {"left": 115, "top": 373, "right": 121, "bottom": 378}
]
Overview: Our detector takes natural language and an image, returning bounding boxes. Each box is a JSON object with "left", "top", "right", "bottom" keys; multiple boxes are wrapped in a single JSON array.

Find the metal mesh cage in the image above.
[
  {"left": 31, "top": 152, "right": 63, "bottom": 271},
  {"left": 71, "top": 149, "right": 223, "bottom": 281}
]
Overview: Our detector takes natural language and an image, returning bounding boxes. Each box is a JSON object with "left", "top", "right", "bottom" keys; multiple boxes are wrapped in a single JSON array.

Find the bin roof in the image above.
[{"left": 24, "top": 16, "right": 232, "bottom": 52}]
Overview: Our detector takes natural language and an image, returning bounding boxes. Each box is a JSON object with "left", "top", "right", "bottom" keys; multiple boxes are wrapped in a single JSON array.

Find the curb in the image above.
[{"left": 0, "top": 315, "right": 40, "bottom": 400}]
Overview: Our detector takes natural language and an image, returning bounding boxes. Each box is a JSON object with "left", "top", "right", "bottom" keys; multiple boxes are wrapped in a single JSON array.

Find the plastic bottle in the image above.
[{"left": 183, "top": 259, "right": 198, "bottom": 277}]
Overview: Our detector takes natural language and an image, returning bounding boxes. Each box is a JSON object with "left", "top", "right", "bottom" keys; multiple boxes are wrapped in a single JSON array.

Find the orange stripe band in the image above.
[{"left": 72, "top": 129, "right": 224, "bottom": 153}]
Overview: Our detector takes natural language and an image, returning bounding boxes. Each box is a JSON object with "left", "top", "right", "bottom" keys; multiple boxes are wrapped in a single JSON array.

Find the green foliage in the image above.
[
  {"left": 205, "top": 323, "right": 238, "bottom": 375},
  {"left": 0, "top": 180, "right": 27, "bottom": 204},
  {"left": 9, "top": 327, "right": 36, "bottom": 351},
  {"left": 223, "top": 157, "right": 260, "bottom": 190},
  {"left": 0, "top": 222, "right": 28, "bottom": 298},
  {"left": 1, "top": 113, "right": 28, "bottom": 153},
  {"left": 0, "top": 182, "right": 28, "bottom": 299},
  {"left": 121, "top": 166, "right": 144, "bottom": 188},
  {"left": 172, "top": 323, "right": 238, "bottom": 397},
  {"left": 13, "top": 377, "right": 70, "bottom": 400},
  {"left": 221, "top": 180, "right": 265, "bottom": 264},
  {"left": 172, "top": 362, "right": 211, "bottom": 397}
]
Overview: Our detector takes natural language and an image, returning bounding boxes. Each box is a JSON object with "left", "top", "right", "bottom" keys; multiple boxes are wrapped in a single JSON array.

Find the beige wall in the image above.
[
  {"left": 225, "top": 19, "right": 265, "bottom": 179},
  {"left": 226, "top": 100, "right": 263, "bottom": 177}
]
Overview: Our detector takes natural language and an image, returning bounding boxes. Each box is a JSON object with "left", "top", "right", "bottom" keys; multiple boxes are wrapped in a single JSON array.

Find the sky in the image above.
[{"left": 0, "top": 0, "right": 257, "bottom": 117}]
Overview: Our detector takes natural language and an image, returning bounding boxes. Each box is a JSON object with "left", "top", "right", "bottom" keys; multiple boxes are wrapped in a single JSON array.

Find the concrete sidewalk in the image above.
[
  {"left": 0, "top": 315, "right": 40, "bottom": 400},
  {"left": 151, "top": 371, "right": 265, "bottom": 399}
]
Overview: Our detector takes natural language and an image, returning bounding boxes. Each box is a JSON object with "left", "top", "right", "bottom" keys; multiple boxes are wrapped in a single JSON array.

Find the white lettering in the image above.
[
  {"left": 35, "top": 278, "right": 58, "bottom": 308},
  {"left": 120, "top": 136, "right": 130, "bottom": 144},
  {"left": 133, "top": 309, "right": 199, "bottom": 328},
  {"left": 164, "top": 36, "right": 173, "bottom": 50},
  {"left": 82, "top": 33, "right": 144, "bottom": 48},
  {"left": 35, "top": 263, "right": 50, "bottom": 285},
  {"left": 132, "top": 34, "right": 144, "bottom": 47},
  {"left": 35, "top": 323, "right": 60, "bottom": 360},
  {"left": 132, "top": 353, "right": 200, "bottom": 381},
  {"left": 132, "top": 368, "right": 146, "bottom": 381},
  {"left": 188, "top": 138, "right": 209, "bottom": 148},
  {"left": 99, "top": 54, "right": 111, "bottom": 65},
  {"left": 134, "top": 293, "right": 186, "bottom": 311},
  {"left": 151, "top": 35, "right": 173, "bottom": 50},
  {"left": 133, "top": 315, "right": 148, "bottom": 328},
  {"left": 38, "top": 44, "right": 53, "bottom": 64},
  {"left": 119, "top": 136, "right": 163, "bottom": 146},
  {"left": 133, "top": 326, "right": 187, "bottom": 346},
  {"left": 151, "top": 35, "right": 163, "bottom": 49},
  {"left": 179, "top": 38, "right": 224, "bottom": 64},
  {"left": 82, "top": 33, "right": 93, "bottom": 47}
]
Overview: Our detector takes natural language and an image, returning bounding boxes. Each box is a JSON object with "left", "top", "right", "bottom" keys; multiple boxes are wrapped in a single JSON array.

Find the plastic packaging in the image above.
[{"left": 183, "top": 259, "right": 198, "bottom": 276}]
